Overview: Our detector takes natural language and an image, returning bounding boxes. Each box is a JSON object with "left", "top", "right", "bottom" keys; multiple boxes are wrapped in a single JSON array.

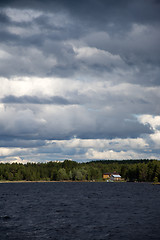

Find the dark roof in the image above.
[{"left": 103, "top": 172, "right": 118, "bottom": 175}]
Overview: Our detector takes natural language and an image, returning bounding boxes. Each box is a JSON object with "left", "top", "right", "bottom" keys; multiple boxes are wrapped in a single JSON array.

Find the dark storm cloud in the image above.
[
  {"left": 0, "top": 11, "right": 10, "bottom": 24},
  {"left": 1, "top": 95, "right": 78, "bottom": 105},
  {"left": 1, "top": 0, "right": 160, "bottom": 34},
  {"left": 0, "top": 0, "right": 159, "bottom": 83},
  {"left": 1, "top": 0, "right": 160, "bottom": 24},
  {"left": 76, "top": 123, "right": 153, "bottom": 140},
  {"left": 0, "top": 30, "right": 19, "bottom": 42}
]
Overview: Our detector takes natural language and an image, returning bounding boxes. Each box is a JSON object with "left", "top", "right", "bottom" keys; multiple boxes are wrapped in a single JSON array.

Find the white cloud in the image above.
[
  {"left": 0, "top": 147, "right": 27, "bottom": 157},
  {"left": 137, "top": 114, "right": 160, "bottom": 149},
  {"left": 43, "top": 137, "right": 151, "bottom": 161},
  {"left": 138, "top": 114, "right": 160, "bottom": 130},
  {"left": 0, "top": 76, "right": 67, "bottom": 98},
  {"left": 74, "top": 46, "right": 125, "bottom": 68},
  {"left": 0, "top": 147, "right": 16, "bottom": 156},
  {"left": 150, "top": 132, "right": 160, "bottom": 147},
  {"left": 50, "top": 137, "right": 148, "bottom": 150},
  {"left": 0, "top": 156, "right": 29, "bottom": 164},
  {"left": 85, "top": 148, "right": 157, "bottom": 160}
]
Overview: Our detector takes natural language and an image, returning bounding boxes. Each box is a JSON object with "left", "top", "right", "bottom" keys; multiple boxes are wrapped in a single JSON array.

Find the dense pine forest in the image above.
[{"left": 0, "top": 159, "right": 160, "bottom": 182}]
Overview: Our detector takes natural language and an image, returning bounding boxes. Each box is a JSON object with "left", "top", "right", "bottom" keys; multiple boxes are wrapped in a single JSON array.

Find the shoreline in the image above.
[
  {"left": 0, "top": 180, "right": 98, "bottom": 183},
  {"left": 0, "top": 180, "right": 159, "bottom": 184}
]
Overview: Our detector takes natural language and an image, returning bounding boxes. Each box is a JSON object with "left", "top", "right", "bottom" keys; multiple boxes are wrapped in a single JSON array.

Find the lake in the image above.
[{"left": 0, "top": 182, "right": 160, "bottom": 240}]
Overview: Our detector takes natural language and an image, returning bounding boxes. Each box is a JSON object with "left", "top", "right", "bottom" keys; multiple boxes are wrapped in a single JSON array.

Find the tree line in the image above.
[{"left": 0, "top": 159, "right": 160, "bottom": 182}]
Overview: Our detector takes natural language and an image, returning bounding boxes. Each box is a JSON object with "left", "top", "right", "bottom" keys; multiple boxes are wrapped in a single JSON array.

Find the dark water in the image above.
[{"left": 0, "top": 182, "right": 160, "bottom": 240}]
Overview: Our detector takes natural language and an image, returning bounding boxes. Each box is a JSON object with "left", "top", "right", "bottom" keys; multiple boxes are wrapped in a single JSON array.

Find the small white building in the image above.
[{"left": 110, "top": 174, "right": 121, "bottom": 181}]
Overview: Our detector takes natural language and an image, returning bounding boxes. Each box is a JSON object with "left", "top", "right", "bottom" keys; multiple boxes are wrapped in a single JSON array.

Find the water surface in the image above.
[{"left": 0, "top": 182, "right": 160, "bottom": 239}]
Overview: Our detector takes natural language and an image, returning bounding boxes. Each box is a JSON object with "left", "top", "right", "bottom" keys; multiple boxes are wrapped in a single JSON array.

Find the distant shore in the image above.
[
  {"left": 0, "top": 160, "right": 159, "bottom": 182},
  {"left": 0, "top": 180, "right": 97, "bottom": 183},
  {"left": 0, "top": 180, "right": 159, "bottom": 184},
  {"left": 0, "top": 180, "right": 121, "bottom": 183}
]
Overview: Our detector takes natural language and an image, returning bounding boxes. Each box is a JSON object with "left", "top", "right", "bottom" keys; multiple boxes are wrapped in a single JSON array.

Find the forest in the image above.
[{"left": 0, "top": 159, "right": 160, "bottom": 182}]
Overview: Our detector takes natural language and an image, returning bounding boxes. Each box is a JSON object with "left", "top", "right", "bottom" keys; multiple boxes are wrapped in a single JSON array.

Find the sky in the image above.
[{"left": 0, "top": 0, "right": 160, "bottom": 163}]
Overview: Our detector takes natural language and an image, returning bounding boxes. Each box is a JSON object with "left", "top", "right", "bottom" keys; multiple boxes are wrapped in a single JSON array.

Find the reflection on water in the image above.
[{"left": 0, "top": 182, "right": 160, "bottom": 240}]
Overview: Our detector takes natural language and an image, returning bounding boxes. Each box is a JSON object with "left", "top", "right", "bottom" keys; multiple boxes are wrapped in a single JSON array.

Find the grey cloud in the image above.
[
  {"left": 75, "top": 113, "right": 153, "bottom": 140},
  {"left": 0, "top": 32, "right": 79, "bottom": 78},
  {"left": 76, "top": 124, "right": 152, "bottom": 140},
  {"left": 84, "top": 27, "right": 160, "bottom": 86},
  {"left": 1, "top": 95, "right": 78, "bottom": 105},
  {"left": 0, "top": 30, "right": 20, "bottom": 43},
  {"left": 0, "top": 107, "right": 44, "bottom": 140},
  {"left": 0, "top": 139, "right": 46, "bottom": 148},
  {"left": 66, "top": 84, "right": 160, "bottom": 116},
  {"left": 0, "top": 103, "right": 153, "bottom": 142},
  {"left": 37, "top": 143, "right": 86, "bottom": 157}
]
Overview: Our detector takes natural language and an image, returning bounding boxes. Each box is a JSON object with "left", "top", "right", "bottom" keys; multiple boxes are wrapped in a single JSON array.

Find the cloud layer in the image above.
[{"left": 0, "top": 0, "right": 160, "bottom": 162}]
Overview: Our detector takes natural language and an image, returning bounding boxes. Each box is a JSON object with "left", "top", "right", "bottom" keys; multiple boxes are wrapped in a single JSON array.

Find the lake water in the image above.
[{"left": 0, "top": 182, "right": 160, "bottom": 240}]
